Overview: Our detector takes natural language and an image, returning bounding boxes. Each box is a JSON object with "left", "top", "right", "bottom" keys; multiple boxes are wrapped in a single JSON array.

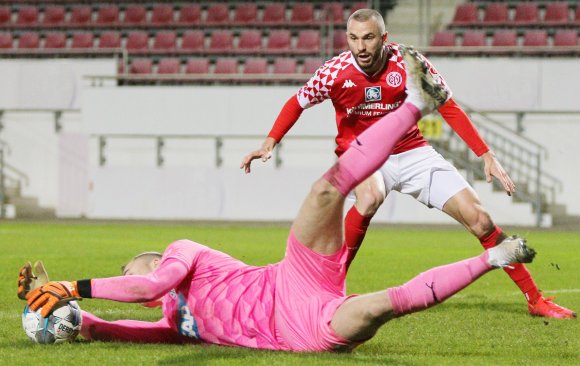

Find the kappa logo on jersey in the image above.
[
  {"left": 386, "top": 71, "right": 402, "bottom": 87},
  {"left": 342, "top": 79, "right": 357, "bottom": 88},
  {"left": 365, "top": 86, "right": 382, "bottom": 102}
]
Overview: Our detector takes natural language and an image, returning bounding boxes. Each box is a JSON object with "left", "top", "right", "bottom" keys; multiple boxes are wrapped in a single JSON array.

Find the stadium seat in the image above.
[
  {"left": 273, "top": 58, "right": 297, "bottom": 74},
  {"left": 214, "top": 58, "right": 238, "bottom": 74},
  {"left": 180, "top": 30, "right": 205, "bottom": 52},
  {"left": 69, "top": 6, "right": 92, "bottom": 26},
  {"left": 0, "top": 32, "right": 13, "bottom": 48},
  {"left": 322, "top": 3, "right": 345, "bottom": 23},
  {"left": 266, "top": 30, "right": 291, "bottom": 53},
  {"left": 43, "top": 6, "right": 65, "bottom": 26},
  {"left": 290, "top": 3, "right": 314, "bottom": 24},
  {"left": 350, "top": 2, "right": 368, "bottom": 15},
  {"left": 185, "top": 58, "right": 209, "bottom": 74},
  {"left": 177, "top": 4, "right": 201, "bottom": 25},
  {"left": 0, "top": 7, "right": 11, "bottom": 26},
  {"left": 296, "top": 30, "right": 320, "bottom": 53},
  {"left": 514, "top": 3, "right": 539, "bottom": 25},
  {"left": 206, "top": 4, "right": 229, "bottom": 24},
  {"left": 237, "top": 30, "right": 262, "bottom": 53},
  {"left": 243, "top": 58, "right": 268, "bottom": 74},
  {"left": 124, "top": 5, "right": 146, "bottom": 25},
  {"left": 233, "top": 3, "right": 257, "bottom": 24},
  {"left": 431, "top": 31, "right": 456, "bottom": 47},
  {"left": 98, "top": 31, "right": 121, "bottom": 48},
  {"left": 451, "top": 3, "right": 478, "bottom": 26},
  {"left": 208, "top": 30, "right": 233, "bottom": 52},
  {"left": 152, "top": 31, "right": 176, "bottom": 52},
  {"left": 553, "top": 29, "right": 578, "bottom": 46},
  {"left": 262, "top": 3, "right": 285, "bottom": 24},
  {"left": 126, "top": 31, "right": 149, "bottom": 52},
  {"left": 303, "top": 57, "right": 323, "bottom": 74},
  {"left": 576, "top": 4, "right": 580, "bottom": 25},
  {"left": 157, "top": 58, "right": 181, "bottom": 74},
  {"left": 491, "top": 30, "right": 517, "bottom": 55},
  {"left": 18, "top": 32, "right": 39, "bottom": 48},
  {"left": 16, "top": 7, "right": 38, "bottom": 26},
  {"left": 332, "top": 31, "right": 348, "bottom": 52},
  {"left": 461, "top": 30, "right": 486, "bottom": 47},
  {"left": 482, "top": 3, "right": 508, "bottom": 26},
  {"left": 96, "top": 5, "right": 119, "bottom": 26},
  {"left": 151, "top": 4, "right": 174, "bottom": 25},
  {"left": 71, "top": 32, "right": 94, "bottom": 48},
  {"left": 543, "top": 2, "right": 570, "bottom": 25},
  {"left": 44, "top": 32, "right": 66, "bottom": 49},
  {"left": 523, "top": 30, "right": 547, "bottom": 47},
  {"left": 130, "top": 58, "right": 153, "bottom": 74}
]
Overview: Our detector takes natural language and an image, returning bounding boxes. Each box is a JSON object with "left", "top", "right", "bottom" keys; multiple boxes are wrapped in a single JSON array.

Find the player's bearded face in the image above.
[{"left": 347, "top": 20, "right": 386, "bottom": 74}]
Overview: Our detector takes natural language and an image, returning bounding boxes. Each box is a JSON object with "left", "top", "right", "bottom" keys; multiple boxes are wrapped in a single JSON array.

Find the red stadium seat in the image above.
[
  {"left": 206, "top": 4, "right": 229, "bottom": 24},
  {"left": 177, "top": 5, "right": 201, "bottom": 25},
  {"left": 208, "top": 30, "right": 233, "bottom": 52},
  {"left": 296, "top": 30, "right": 320, "bottom": 53},
  {"left": 16, "top": 7, "right": 38, "bottom": 26},
  {"left": 461, "top": 30, "right": 486, "bottom": 47},
  {"left": 234, "top": 3, "right": 257, "bottom": 24},
  {"left": 451, "top": 3, "right": 478, "bottom": 26},
  {"left": 431, "top": 31, "right": 456, "bottom": 47},
  {"left": 157, "top": 58, "right": 180, "bottom": 74},
  {"left": 152, "top": 31, "right": 176, "bottom": 52},
  {"left": 214, "top": 58, "right": 238, "bottom": 74},
  {"left": 185, "top": 58, "right": 209, "bottom": 74},
  {"left": 332, "top": 31, "right": 348, "bottom": 52},
  {"left": 98, "top": 31, "right": 121, "bottom": 48},
  {"left": 482, "top": 3, "right": 508, "bottom": 26},
  {"left": 543, "top": 2, "right": 569, "bottom": 25},
  {"left": 71, "top": 32, "right": 94, "bottom": 48},
  {"left": 273, "top": 58, "right": 297, "bottom": 74},
  {"left": 69, "top": 6, "right": 92, "bottom": 26},
  {"left": 126, "top": 31, "right": 149, "bottom": 52},
  {"left": 322, "top": 3, "right": 344, "bottom": 23},
  {"left": 523, "top": 30, "right": 547, "bottom": 47},
  {"left": 96, "top": 5, "right": 119, "bottom": 26},
  {"left": 18, "top": 32, "right": 39, "bottom": 49},
  {"left": 553, "top": 30, "right": 578, "bottom": 46},
  {"left": 263, "top": 3, "right": 285, "bottom": 24},
  {"left": 151, "top": 4, "right": 174, "bottom": 25},
  {"left": 266, "top": 30, "right": 291, "bottom": 53},
  {"left": 290, "top": 4, "right": 314, "bottom": 24},
  {"left": 350, "top": 2, "right": 368, "bottom": 15},
  {"left": 0, "top": 32, "right": 13, "bottom": 48},
  {"left": 576, "top": 4, "right": 580, "bottom": 24},
  {"left": 0, "top": 7, "right": 11, "bottom": 26},
  {"left": 130, "top": 59, "right": 153, "bottom": 74},
  {"left": 124, "top": 5, "right": 146, "bottom": 25},
  {"left": 44, "top": 32, "right": 66, "bottom": 49},
  {"left": 303, "top": 57, "right": 323, "bottom": 74},
  {"left": 180, "top": 30, "right": 204, "bottom": 52},
  {"left": 514, "top": 3, "right": 539, "bottom": 25},
  {"left": 43, "top": 6, "right": 65, "bottom": 26},
  {"left": 243, "top": 58, "right": 267, "bottom": 74},
  {"left": 238, "top": 30, "right": 262, "bottom": 52},
  {"left": 492, "top": 30, "right": 517, "bottom": 47}
]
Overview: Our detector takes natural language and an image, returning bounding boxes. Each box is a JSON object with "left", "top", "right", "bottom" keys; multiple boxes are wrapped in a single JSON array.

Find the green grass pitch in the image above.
[{"left": 0, "top": 222, "right": 578, "bottom": 365}]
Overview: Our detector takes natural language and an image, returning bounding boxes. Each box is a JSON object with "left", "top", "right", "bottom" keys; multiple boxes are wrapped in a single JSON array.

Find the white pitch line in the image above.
[{"left": 512, "top": 289, "right": 580, "bottom": 295}]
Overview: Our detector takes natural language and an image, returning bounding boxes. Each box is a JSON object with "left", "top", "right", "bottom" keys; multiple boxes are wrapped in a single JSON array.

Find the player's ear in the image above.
[
  {"left": 151, "top": 258, "right": 161, "bottom": 269},
  {"left": 382, "top": 31, "right": 388, "bottom": 43}
]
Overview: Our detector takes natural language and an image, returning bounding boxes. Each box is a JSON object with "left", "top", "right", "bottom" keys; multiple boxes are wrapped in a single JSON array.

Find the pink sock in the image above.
[
  {"left": 323, "top": 103, "right": 421, "bottom": 195},
  {"left": 387, "top": 252, "right": 492, "bottom": 315}
]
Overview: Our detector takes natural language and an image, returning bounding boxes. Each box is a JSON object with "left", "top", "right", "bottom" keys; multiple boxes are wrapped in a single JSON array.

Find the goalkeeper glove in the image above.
[
  {"left": 17, "top": 261, "right": 50, "bottom": 300},
  {"left": 26, "top": 281, "right": 82, "bottom": 318}
]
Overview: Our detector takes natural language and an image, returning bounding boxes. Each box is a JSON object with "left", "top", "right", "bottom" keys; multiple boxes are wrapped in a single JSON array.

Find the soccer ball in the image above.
[{"left": 22, "top": 301, "right": 82, "bottom": 344}]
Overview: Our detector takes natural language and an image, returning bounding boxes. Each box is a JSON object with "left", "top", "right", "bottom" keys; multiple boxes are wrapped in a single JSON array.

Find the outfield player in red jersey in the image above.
[
  {"left": 19, "top": 54, "right": 538, "bottom": 351},
  {"left": 241, "top": 9, "right": 575, "bottom": 319}
]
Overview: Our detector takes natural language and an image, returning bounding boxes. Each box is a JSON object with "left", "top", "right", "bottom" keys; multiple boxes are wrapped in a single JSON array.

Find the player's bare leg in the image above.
[
  {"left": 443, "top": 187, "right": 576, "bottom": 319},
  {"left": 331, "top": 236, "right": 537, "bottom": 341}
]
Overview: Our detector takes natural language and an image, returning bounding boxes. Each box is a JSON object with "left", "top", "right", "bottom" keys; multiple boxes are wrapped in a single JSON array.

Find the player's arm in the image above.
[
  {"left": 437, "top": 99, "right": 515, "bottom": 195},
  {"left": 80, "top": 311, "right": 195, "bottom": 344}
]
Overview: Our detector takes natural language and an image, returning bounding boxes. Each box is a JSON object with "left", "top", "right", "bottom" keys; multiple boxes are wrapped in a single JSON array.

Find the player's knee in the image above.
[
  {"left": 466, "top": 205, "right": 494, "bottom": 237},
  {"left": 310, "top": 178, "right": 342, "bottom": 206},
  {"left": 356, "top": 187, "right": 385, "bottom": 216},
  {"left": 361, "top": 297, "right": 393, "bottom": 326}
]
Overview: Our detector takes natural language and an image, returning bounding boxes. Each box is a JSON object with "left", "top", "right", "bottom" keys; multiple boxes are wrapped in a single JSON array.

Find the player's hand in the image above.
[
  {"left": 240, "top": 137, "right": 277, "bottom": 174},
  {"left": 482, "top": 151, "right": 515, "bottom": 196},
  {"left": 26, "top": 281, "right": 80, "bottom": 318},
  {"left": 17, "top": 261, "right": 50, "bottom": 300}
]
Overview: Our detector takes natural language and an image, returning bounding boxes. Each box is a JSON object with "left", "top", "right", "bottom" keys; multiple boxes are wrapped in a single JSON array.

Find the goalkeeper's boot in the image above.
[
  {"left": 528, "top": 296, "right": 576, "bottom": 319},
  {"left": 487, "top": 235, "right": 536, "bottom": 268},
  {"left": 400, "top": 45, "right": 450, "bottom": 115}
]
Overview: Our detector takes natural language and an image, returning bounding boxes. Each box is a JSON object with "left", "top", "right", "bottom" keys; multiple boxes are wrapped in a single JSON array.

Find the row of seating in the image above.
[
  {"left": 0, "top": 2, "right": 366, "bottom": 29},
  {"left": 451, "top": 2, "right": 580, "bottom": 27},
  {"left": 0, "top": 29, "right": 348, "bottom": 55}
]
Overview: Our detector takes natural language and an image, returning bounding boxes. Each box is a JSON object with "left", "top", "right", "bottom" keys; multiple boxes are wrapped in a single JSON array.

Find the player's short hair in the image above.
[
  {"left": 121, "top": 251, "right": 162, "bottom": 275},
  {"left": 347, "top": 9, "right": 386, "bottom": 34}
]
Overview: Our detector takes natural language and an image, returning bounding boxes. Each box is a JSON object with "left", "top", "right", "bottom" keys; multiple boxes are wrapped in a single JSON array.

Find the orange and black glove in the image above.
[{"left": 26, "top": 280, "right": 92, "bottom": 318}]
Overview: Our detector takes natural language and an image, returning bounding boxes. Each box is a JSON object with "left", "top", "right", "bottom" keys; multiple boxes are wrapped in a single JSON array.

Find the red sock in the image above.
[
  {"left": 344, "top": 206, "right": 372, "bottom": 268},
  {"left": 479, "top": 225, "right": 542, "bottom": 303}
]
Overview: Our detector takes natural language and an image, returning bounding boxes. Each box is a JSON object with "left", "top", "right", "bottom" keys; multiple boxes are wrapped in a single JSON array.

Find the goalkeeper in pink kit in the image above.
[{"left": 19, "top": 47, "right": 538, "bottom": 352}]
